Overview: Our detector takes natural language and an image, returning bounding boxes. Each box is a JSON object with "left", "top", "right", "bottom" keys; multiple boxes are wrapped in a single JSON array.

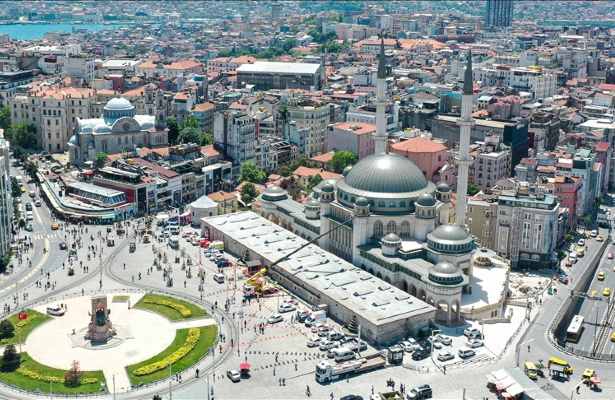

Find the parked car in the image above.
[
  {"left": 401, "top": 341, "right": 420, "bottom": 353},
  {"left": 559, "top": 274, "right": 569, "bottom": 284},
  {"left": 59, "top": 242, "right": 67, "bottom": 250},
  {"left": 295, "top": 310, "right": 310, "bottom": 323},
  {"left": 435, "top": 334, "right": 452, "bottom": 346},
  {"left": 278, "top": 303, "right": 296, "bottom": 313},
  {"left": 46, "top": 305, "right": 65, "bottom": 316},
  {"left": 411, "top": 349, "right": 430, "bottom": 361},
  {"left": 609, "top": 252, "right": 614, "bottom": 260},
  {"left": 407, "top": 384, "right": 433, "bottom": 400},
  {"left": 437, "top": 351, "right": 454, "bottom": 362},
  {"left": 590, "top": 230, "right": 598, "bottom": 238},
  {"left": 464, "top": 327, "right": 482, "bottom": 338},
  {"left": 340, "top": 395, "right": 364, "bottom": 400},
  {"left": 578, "top": 239, "right": 585, "bottom": 246},
  {"left": 25, "top": 223, "right": 33, "bottom": 232},
  {"left": 458, "top": 348, "right": 476, "bottom": 359},
  {"left": 347, "top": 340, "right": 367, "bottom": 352},
  {"left": 267, "top": 314, "right": 283, "bottom": 324},
  {"left": 328, "top": 331, "right": 344, "bottom": 341},
  {"left": 319, "top": 340, "right": 337, "bottom": 351},
  {"left": 306, "top": 337, "right": 321, "bottom": 348},
  {"left": 467, "top": 339, "right": 484, "bottom": 348},
  {"left": 226, "top": 369, "right": 241, "bottom": 382}
]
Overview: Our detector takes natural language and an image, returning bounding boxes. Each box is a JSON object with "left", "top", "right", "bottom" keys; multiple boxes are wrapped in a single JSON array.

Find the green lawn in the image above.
[
  {"left": 0, "top": 309, "right": 51, "bottom": 345},
  {"left": 134, "top": 294, "right": 207, "bottom": 321},
  {"left": 0, "top": 353, "right": 106, "bottom": 395},
  {"left": 112, "top": 295, "right": 130, "bottom": 303},
  {"left": 126, "top": 325, "right": 217, "bottom": 386}
]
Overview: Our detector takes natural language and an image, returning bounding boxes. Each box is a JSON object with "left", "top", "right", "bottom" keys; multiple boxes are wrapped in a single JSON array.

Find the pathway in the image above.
[{"left": 102, "top": 364, "right": 131, "bottom": 394}]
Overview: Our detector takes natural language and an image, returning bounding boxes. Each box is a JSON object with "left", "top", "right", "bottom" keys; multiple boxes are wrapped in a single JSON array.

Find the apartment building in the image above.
[
  {"left": 473, "top": 65, "right": 557, "bottom": 99},
  {"left": 287, "top": 99, "right": 331, "bottom": 157},
  {"left": 0, "top": 136, "right": 12, "bottom": 259},
  {"left": 495, "top": 184, "right": 560, "bottom": 270},
  {"left": 213, "top": 110, "right": 257, "bottom": 176},
  {"left": 470, "top": 135, "right": 511, "bottom": 190},
  {"left": 326, "top": 122, "right": 375, "bottom": 160}
]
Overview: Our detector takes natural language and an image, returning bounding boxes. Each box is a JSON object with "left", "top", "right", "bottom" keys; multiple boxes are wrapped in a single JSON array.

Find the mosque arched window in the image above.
[
  {"left": 400, "top": 221, "right": 410, "bottom": 239},
  {"left": 386, "top": 221, "right": 397, "bottom": 234},
  {"left": 373, "top": 220, "right": 383, "bottom": 239}
]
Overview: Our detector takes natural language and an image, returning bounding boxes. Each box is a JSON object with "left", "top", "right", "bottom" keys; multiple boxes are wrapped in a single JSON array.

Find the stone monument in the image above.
[{"left": 85, "top": 295, "right": 116, "bottom": 344}]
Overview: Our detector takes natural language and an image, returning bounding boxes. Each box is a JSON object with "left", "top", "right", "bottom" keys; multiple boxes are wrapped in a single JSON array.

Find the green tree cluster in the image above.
[
  {"left": 1, "top": 344, "right": 19, "bottom": 372},
  {"left": 240, "top": 182, "right": 258, "bottom": 205},
  {"left": 4, "top": 123, "right": 37, "bottom": 150},
  {"left": 170, "top": 116, "right": 213, "bottom": 146},
  {"left": 0, "top": 319, "right": 14, "bottom": 339},
  {"left": 240, "top": 162, "right": 267, "bottom": 184},
  {"left": 95, "top": 152, "right": 108, "bottom": 169},
  {"left": 329, "top": 151, "right": 358, "bottom": 173}
]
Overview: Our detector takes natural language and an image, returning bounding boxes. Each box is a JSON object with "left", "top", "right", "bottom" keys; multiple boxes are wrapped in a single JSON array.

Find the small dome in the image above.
[
  {"left": 382, "top": 233, "right": 401, "bottom": 243},
  {"left": 104, "top": 97, "right": 134, "bottom": 111},
  {"left": 432, "top": 261, "right": 458, "bottom": 275},
  {"left": 306, "top": 199, "right": 320, "bottom": 208},
  {"left": 354, "top": 196, "right": 369, "bottom": 207},
  {"left": 436, "top": 182, "right": 450, "bottom": 192},
  {"left": 261, "top": 186, "right": 288, "bottom": 201},
  {"left": 430, "top": 224, "right": 470, "bottom": 241},
  {"left": 321, "top": 183, "right": 335, "bottom": 193},
  {"left": 417, "top": 193, "right": 436, "bottom": 207},
  {"left": 94, "top": 124, "right": 111, "bottom": 133},
  {"left": 314, "top": 179, "right": 337, "bottom": 192},
  {"left": 428, "top": 261, "right": 464, "bottom": 285},
  {"left": 342, "top": 165, "right": 353, "bottom": 176}
]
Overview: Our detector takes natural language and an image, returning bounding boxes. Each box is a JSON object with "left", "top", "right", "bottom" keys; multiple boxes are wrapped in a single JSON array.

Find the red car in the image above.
[{"left": 200, "top": 239, "right": 210, "bottom": 248}]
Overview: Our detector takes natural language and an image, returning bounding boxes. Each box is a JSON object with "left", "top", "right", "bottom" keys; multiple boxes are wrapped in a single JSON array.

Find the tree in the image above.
[
  {"left": 167, "top": 117, "right": 179, "bottom": 145},
  {"left": 1, "top": 345, "right": 20, "bottom": 372},
  {"left": 64, "top": 360, "right": 82, "bottom": 387},
  {"left": 152, "top": 395, "right": 162, "bottom": 400},
  {"left": 0, "top": 106, "right": 10, "bottom": 131},
  {"left": 6, "top": 123, "right": 37, "bottom": 150},
  {"left": 177, "top": 127, "right": 202, "bottom": 145},
  {"left": 181, "top": 116, "right": 199, "bottom": 130},
  {"left": 0, "top": 255, "right": 11, "bottom": 274},
  {"left": 200, "top": 132, "right": 214, "bottom": 146},
  {"left": 95, "top": 152, "right": 108, "bottom": 169},
  {"left": 240, "top": 161, "right": 267, "bottom": 184},
  {"left": 329, "top": 151, "right": 358, "bottom": 173},
  {"left": 241, "top": 182, "right": 258, "bottom": 204},
  {"left": 307, "top": 174, "right": 323, "bottom": 191},
  {"left": 0, "top": 319, "right": 14, "bottom": 339},
  {"left": 10, "top": 177, "right": 21, "bottom": 199},
  {"left": 467, "top": 183, "right": 480, "bottom": 196}
]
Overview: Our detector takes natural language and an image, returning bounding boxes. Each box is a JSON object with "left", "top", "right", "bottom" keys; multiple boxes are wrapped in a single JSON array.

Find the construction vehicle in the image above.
[
  {"left": 315, "top": 352, "right": 386, "bottom": 383},
  {"left": 243, "top": 268, "right": 278, "bottom": 297},
  {"left": 548, "top": 356, "right": 573, "bottom": 380}
]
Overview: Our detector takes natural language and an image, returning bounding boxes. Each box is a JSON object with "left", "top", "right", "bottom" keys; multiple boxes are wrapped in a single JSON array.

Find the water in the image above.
[{"left": 0, "top": 23, "right": 127, "bottom": 40}]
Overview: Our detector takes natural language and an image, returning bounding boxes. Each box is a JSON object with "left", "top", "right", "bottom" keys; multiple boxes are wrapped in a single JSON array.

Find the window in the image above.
[
  {"left": 386, "top": 221, "right": 397, "bottom": 234},
  {"left": 373, "top": 220, "right": 383, "bottom": 238}
]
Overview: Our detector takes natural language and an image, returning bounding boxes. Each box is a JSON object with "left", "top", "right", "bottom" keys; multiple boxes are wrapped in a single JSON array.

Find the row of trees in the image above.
[{"left": 167, "top": 116, "right": 213, "bottom": 147}]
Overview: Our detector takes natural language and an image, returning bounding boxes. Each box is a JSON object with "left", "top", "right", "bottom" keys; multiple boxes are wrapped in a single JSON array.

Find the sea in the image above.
[{"left": 0, "top": 23, "right": 126, "bottom": 40}]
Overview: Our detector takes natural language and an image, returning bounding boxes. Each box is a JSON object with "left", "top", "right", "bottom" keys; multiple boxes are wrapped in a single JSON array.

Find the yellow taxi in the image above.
[
  {"left": 20, "top": 186, "right": 26, "bottom": 193},
  {"left": 591, "top": 289, "right": 598, "bottom": 298},
  {"left": 598, "top": 271, "right": 606, "bottom": 281},
  {"left": 603, "top": 287, "right": 611, "bottom": 297},
  {"left": 611, "top": 331, "right": 615, "bottom": 342},
  {"left": 51, "top": 222, "right": 59, "bottom": 230}
]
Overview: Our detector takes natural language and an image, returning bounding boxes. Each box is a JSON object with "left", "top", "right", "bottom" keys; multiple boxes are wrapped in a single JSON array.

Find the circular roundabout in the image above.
[{"left": 0, "top": 291, "right": 218, "bottom": 397}]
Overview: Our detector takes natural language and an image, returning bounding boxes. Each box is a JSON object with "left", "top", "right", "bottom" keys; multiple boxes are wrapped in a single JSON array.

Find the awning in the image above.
[
  {"left": 240, "top": 362, "right": 251, "bottom": 370},
  {"left": 495, "top": 377, "right": 515, "bottom": 391},
  {"left": 590, "top": 376, "right": 601, "bottom": 384},
  {"left": 486, "top": 369, "right": 509, "bottom": 385},
  {"left": 506, "top": 383, "right": 524, "bottom": 397}
]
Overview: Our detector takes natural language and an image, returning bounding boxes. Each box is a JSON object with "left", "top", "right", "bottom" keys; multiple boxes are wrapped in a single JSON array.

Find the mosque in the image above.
[
  {"left": 258, "top": 42, "right": 509, "bottom": 324},
  {"left": 68, "top": 97, "right": 168, "bottom": 165}
]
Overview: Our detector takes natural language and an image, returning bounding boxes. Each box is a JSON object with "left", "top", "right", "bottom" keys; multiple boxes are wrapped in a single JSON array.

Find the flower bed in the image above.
[
  {"left": 142, "top": 298, "right": 192, "bottom": 318},
  {"left": 134, "top": 294, "right": 207, "bottom": 321},
  {"left": 134, "top": 328, "right": 200, "bottom": 376},
  {"left": 0, "top": 310, "right": 51, "bottom": 345}
]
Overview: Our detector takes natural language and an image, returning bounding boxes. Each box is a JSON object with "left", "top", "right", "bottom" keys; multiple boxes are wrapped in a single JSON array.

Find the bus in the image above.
[{"left": 566, "top": 315, "right": 584, "bottom": 343}]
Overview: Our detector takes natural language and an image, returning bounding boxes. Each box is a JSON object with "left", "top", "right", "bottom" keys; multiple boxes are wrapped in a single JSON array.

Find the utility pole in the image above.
[{"left": 169, "top": 362, "right": 173, "bottom": 400}]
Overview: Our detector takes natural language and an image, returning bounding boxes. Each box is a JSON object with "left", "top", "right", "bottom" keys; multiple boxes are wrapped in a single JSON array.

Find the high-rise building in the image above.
[
  {"left": 0, "top": 135, "right": 12, "bottom": 259},
  {"left": 485, "top": 0, "right": 513, "bottom": 28}
]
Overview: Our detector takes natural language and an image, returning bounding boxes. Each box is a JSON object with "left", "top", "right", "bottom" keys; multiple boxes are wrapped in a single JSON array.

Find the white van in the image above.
[
  {"left": 213, "top": 273, "right": 225, "bottom": 284},
  {"left": 332, "top": 347, "right": 356, "bottom": 363},
  {"left": 26, "top": 211, "right": 33, "bottom": 221},
  {"left": 169, "top": 235, "right": 180, "bottom": 249}
]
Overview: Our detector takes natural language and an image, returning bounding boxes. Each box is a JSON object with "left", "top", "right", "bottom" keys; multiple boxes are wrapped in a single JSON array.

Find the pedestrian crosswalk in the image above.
[{"left": 31, "top": 232, "right": 65, "bottom": 241}]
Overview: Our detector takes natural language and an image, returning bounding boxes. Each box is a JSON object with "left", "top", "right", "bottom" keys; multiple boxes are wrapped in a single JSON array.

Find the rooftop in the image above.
[
  {"left": 237, "top": 61, "right": 321, "bottom": 75},
  {"left": 203, "top": 211, "right": 435, "bottom": 326}
]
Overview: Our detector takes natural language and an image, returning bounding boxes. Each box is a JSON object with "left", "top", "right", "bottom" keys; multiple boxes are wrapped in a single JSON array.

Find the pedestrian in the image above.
[
  {"left": 576, "top": 385, "right": 580, "bottom": 394},
  {"left": 528, "top": 344, "right": 531, "bottom": 353}
]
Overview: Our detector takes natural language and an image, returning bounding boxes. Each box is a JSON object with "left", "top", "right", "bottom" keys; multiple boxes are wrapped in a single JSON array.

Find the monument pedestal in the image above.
[{"left": 84, "top": 295, "right": 116, "bottom": 344}]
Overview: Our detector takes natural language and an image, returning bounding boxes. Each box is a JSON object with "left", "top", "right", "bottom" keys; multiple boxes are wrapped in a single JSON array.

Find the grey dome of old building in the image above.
[
  {"left": 344, "top": 153, "right": 428, "bottom": 194},
  {"left": 261, "top": 186, "right": 288, "bottom": 201},
  {"left": 416, "top": 193, "right": 436, "bottom": 207},
  {"left": 354, "top": 196, "right": 369, "bottom": 207},
  {"left": 428, "top": 261, "right": 464, "bottom": 285},
  {"left": 436, "top": 182, "right": 450, "bottom": 192},
  {"left": 427, "top": 224, "right": 474, "bottom": 253}
]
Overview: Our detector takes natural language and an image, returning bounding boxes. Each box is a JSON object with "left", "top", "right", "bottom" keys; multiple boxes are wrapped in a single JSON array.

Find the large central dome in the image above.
[{"left": 344, "top": 153, "right": 428, "bottom": 194}]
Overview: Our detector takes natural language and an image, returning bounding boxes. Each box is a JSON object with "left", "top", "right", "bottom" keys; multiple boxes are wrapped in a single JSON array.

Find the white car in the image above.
[
  {"left": 267, "top": 314, "right": 283, "bottom": 324},
  {"left": 278, "top": 303, "right": 296, "bottom": 313},
  {"left": 437, "top": 351, "right": 455, "bottom": 362},
  {"left": 458, "top": 348, "right": 476, "bottom": 358},
  {"left": 578, "top": 239, "right": 585, "bottom": 246},
  {"left": 319, "top": 340, "right": 337, "bottom": 351},
  {"left": 468, "top": 339, "right": 484, "bottom": 348},
  {"left": 435, "top": 334, "right": 452, "bottom": 346},
  {"left": 591, "top": 230, "right": 598, "bottom": 238},
  {"left": 46, "top": 305, "right": 65, "bottom": 316},
  {"left": 401, "top": 341, "right": 421, "bottom": 353},
  {"left": 226, "top": 369, "right": 241, "bottom": 382},
  {"left": 306, "top": 337, "right": 321, "bottom": 348}
]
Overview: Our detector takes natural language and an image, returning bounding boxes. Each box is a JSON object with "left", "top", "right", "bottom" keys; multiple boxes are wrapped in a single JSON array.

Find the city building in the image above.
[
  {"left": 68, "top": 98, "right": 168, "bottom": 165},
  {"left": 495, "top": 184, "right": 560, "bottom": 270},
  {"left": 213, "top": 110, "right": 257, "bottom": 176},
  {"left": 485, "top": 0, "right": 513, "bottom": 28},
  {"left": 470, "top": 135, "right": 511, "bottom": 190},
  {"left": 0, "top": 135, "right": 12, "bottom": 259},
  {"left": 326, "top": 122, "right": 375, "bottom": 160},
  {"left": 236, "top": 61, "right": 322, "bottom": 91},
  {"left": 390, "top": 137, "right": 448, "bottom": 183}
]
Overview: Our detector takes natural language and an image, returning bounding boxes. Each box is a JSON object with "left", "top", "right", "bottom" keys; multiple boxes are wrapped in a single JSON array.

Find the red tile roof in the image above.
[
  {"left": 391, "top": 137, "right": 447, "bottom": 153},
  {"left": 293, "top": 166, "right": 342, "bottom": 181}
]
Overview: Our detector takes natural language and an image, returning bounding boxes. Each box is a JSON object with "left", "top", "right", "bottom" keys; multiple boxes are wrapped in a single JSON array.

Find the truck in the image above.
[
  {"left": 315, "top": 352, "right": 386, "bottom": 383},
  {"left": 548, "top": 356, "right": 573, "bottom": 381}
]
